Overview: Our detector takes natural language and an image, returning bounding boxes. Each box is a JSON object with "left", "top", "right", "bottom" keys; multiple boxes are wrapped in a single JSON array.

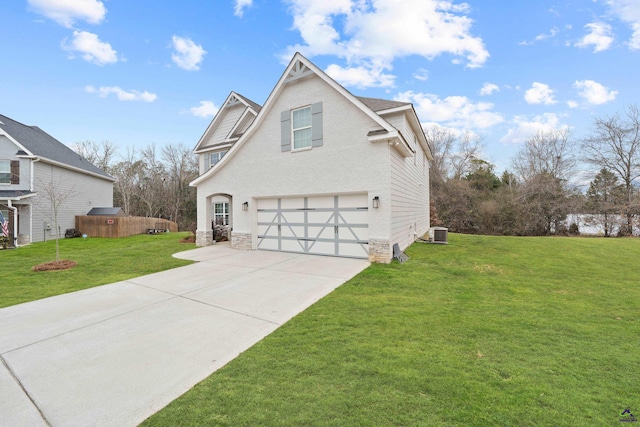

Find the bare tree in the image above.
[
  {"left": 111, "top": 147, "right": 144, "bottom": 216},
  {"left": 513, "top": 129, "right": 575, "bottom": 182},
  {"left": 139, "top": 145, "right": 167, "bottom": 218},
  {"left": 582, "top": 105, "right": 640, "bottom": 235},
  {"left": 512, "top": 129, "right": 577, "bottom": 235},
  {"left": 162, "top": 143, "right": 198, "bottom": 228},
  {"left": 36, "top": 178, "right": 74, "bottom": 262},
  {"left": 450, "top": 131, "right": 484, "bottom": 180},
  {"left": 425, "top": 125, "right": 455, "bottom": 184},
  {"left": 71, "top": 140, "right": 118, "bottom": 173}
]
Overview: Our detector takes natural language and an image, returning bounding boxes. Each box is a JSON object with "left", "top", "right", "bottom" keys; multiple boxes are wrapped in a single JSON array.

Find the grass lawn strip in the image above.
[
  {"left": 142, "top": 234, "right": 640, "bottom": 426},
  {"left": 0, "top": 233, "right": 194, "bottom": 308}
]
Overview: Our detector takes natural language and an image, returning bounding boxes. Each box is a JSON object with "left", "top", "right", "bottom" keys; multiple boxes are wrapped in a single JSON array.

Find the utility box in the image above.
[{"left": 430, "top": 227, "right": 448, "bottom": 244}]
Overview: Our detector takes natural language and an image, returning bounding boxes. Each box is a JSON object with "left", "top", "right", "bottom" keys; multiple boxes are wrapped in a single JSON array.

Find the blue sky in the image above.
[{"left": 1, "top": 0, "right": 639, "bottom": 173}]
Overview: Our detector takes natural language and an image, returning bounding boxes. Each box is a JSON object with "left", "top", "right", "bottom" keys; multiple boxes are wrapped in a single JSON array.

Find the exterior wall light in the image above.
[
  {"left": 372, "top": 196, "right": 380, "bottom": 208},
  {"left": 242, "top": 201, "right": 249, "bottom": 211}
]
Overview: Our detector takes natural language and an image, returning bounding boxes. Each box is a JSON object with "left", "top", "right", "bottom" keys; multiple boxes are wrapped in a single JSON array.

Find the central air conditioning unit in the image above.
[{"left": 430, "top": 227, "right": 448, "bottom": 244}]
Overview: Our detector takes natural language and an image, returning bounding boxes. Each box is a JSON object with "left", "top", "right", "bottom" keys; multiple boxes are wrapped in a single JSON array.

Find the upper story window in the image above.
[
  {"left": 292, "top": 106, "right": 312, "bottom": 150},
  {"left": 0, "top": 160, "right": 10, "bottom": 184},
  {"left": 210, "top": 150, "right": 227, "bottom": 166},
  {"left": 280, "top": 102, "right": 323, "bottom": 152}
]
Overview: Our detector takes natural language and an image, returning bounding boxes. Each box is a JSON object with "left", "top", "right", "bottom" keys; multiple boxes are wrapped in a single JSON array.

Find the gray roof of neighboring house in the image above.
[
  {"left": 87, "top": 207, "right": 126, "bottom": 216},
  {"left": 0, "top": 190, "right": 36, "bottom": 200},
  {"left": 357, "top": 97, "right": 411, "bottom": 112},
  {"left": 0, "top": 114, "right": 114, "bottom": 180}
]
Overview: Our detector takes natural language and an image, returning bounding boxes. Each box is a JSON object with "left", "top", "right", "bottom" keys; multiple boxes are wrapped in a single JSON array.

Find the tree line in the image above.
[
  {"left": 72, "top": 105, "right": 640, "bottom": 237},
  {"left": 430, "top": 105, "right": 640, "bottom": 237},
  {"left": 72, "top": 141, "right": 198, "bottom": 231}
]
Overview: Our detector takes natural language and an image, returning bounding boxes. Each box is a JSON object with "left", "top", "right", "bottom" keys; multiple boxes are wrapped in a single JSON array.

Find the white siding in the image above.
[
  {"left": 30, "top": 162, "right": 113, "bottom": 242},
  {"left": 389, "top": 127, "right": 430, "bottom": 252},
  {"left": 197, "top": 73, "right": 392, "bottom": 247},
  {"left": 203, "top": 104, "right": 245, "bottom": 148}
]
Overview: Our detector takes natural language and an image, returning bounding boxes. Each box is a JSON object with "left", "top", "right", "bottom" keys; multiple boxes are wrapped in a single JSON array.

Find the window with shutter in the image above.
[
  {"left": 281, "top": 102, "right": 323, "bottom": 152},
  {"left": 0, "top": 160, "right": 10, "bottom": 184},
  {"left": 10, "top": 161, "right": 19, "bottom": 184}
]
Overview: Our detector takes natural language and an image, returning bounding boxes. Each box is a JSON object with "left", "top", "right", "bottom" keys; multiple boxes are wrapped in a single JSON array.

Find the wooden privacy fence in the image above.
[{"left": 75, "top": 216, "right": 178, "bottom": 238}]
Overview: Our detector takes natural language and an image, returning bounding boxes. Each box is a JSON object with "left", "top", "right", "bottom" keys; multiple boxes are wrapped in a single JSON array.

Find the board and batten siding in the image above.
[
  {"left": 389, "top": 127, "right": 429, "bottom": 252},
  {"left": 31, "top": 162, "right": 113, "bottom": 242}
]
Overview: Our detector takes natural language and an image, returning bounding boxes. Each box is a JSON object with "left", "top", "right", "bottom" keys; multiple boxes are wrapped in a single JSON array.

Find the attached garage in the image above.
[
  {"left": 192, "top": 53, "right": 433, "bottom": 263},
  {"left": 257, "top": 194, "right": 369, "bottom": 259}
]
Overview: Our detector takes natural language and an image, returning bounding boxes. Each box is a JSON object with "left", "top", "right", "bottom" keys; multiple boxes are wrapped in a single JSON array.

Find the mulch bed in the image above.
[{"left": 32, "top": 260, "right": 78, "bottom": 272}]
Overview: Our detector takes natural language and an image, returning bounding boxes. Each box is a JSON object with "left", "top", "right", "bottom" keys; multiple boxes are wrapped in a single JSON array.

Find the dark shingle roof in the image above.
[
  {"left": 0, "top": 114, "right": 113, "bottom": 180},
  {"left": 87, "top": 207, "right": 126, "bottom": 216},
  {"left": 0, "top": 190, "right": 36, "bottom": 199},
  {"left": 234, "top": 93, "right": 262, "bottom": 113},
  {"left": 357, "top": 96, "right": 410, "bottom": 112}
]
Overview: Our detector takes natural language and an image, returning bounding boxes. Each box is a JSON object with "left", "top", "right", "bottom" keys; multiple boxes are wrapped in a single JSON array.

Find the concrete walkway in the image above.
[{"left": 0, "top": 245, "right": 369, "bottom": 427}]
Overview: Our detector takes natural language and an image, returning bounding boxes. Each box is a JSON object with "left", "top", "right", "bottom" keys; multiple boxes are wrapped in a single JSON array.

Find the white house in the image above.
[
  {"left": 191, "top": 53, "right": 432, "bottom": 263},
  {"left": 0, "top": 114, "right": 114, "bottom": 246}
]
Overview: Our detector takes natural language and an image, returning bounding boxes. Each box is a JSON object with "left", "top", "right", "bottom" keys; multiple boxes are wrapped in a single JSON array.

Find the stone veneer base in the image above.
[
  {"left": 368, "top": 238, "right": 391, "bottom": 263},
  {"left": 231, "top": 232, "right": 253, "bottom": 250},
  {"left": 195, "top": 230, "right": 214, "bottom": 247}
]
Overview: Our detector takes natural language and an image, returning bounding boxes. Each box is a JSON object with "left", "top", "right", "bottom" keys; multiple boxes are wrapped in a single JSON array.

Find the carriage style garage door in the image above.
[{"left": 257, "top": 194, "right": 369, "bottom": 258}]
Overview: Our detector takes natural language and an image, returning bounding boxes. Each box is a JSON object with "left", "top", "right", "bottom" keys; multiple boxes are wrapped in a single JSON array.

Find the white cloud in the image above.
[
  {"left": 575, "top": 22, "right": 614, "bottom": 52},
  {"left": 413, "top": 68, "right": 429, "bottom": 81},
  {"left": 573, "top": 80, "right": 618, "bottom": 105},
  {"left": 524, "top": 82, "right": 557, "bottom": 105},
  {"left": 284, "top": 0, "right": 489, "bottom": 88},
  {"left": 602, "top": 0, "right": 640, "bottom": 49},
  {"left": 326, "top": 63, "right": 395, "bottom": 88},
  {"left": 171, "top": 35, "right": 206, "bottom": 71},
  {"left": 189, "top": 101, "right": 219, "bottom": 118},
  {"left": 62, "top": 31, "right": 118, "bottom": 65},
  {"left": 479, "top": 82, "right": 499, "bottom": 96},
  {"left": 395, "top": 91, "right": 504, "bottom": 130},
  {"left": 234, "top": 0, "right": 253, "bottom": 17},
  {"left": 519, "top": 27, "right": 559, "bottom": 46},
  {"left": 567, "top": 100, "right": 579, "bottom": 108},
  {"left": 28, "top": 0, "right": 106, "bottom": 28},
  {"left": 85, "top": 85, "right": 157, "bottom": 102},
  {"left": 500, "top": 113, "right": 567, "bottom": 144}
]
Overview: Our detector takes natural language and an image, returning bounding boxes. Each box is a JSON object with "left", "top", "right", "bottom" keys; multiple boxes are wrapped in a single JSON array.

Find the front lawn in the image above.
[
  {"left": 0, "top": 233, "right": 194, "bottom": 308},
  {"left": 143, "top": 234, "right": 640, "bottom": 426}
]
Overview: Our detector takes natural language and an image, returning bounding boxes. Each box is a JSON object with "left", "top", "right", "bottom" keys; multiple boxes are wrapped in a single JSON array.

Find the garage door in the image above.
[{"left": 257, "top": 194, "right": 369, "bottom": 258}]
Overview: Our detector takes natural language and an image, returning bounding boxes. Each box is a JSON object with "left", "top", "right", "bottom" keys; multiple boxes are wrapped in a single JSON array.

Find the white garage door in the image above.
[{"left": 257, "top": 194, "right": 369, "bottom": 258}]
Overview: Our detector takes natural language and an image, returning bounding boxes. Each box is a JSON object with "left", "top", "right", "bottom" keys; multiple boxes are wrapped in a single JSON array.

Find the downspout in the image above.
[
  {"left": 7, "top": 200, "right": 18, "bottom": 247},
  {"left": 30, "top": 158, "right": 39, "bottom": 246}
]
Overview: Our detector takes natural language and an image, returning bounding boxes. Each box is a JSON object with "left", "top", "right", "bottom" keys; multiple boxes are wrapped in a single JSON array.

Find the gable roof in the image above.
[
  {"left": 357, "top": 97, "right": 410, "bottom": 112},
  {"left": 0, "top": 114, "right": 114, "bottom": 181},
  {"left": 192, "top": 53, "right": 431, "bottom": 186},
  {"left": 193, "top": 92, "right": 262, "bottom": 153}
]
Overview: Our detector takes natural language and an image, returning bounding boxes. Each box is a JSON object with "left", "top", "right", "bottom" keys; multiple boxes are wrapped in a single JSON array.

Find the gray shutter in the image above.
[
  {"left": 204, "top": 154, "right": 210, "bottom": 170},
  {"left": 10, "top": 161, "right": 19, "bottom": 185},
  {"left": 281, "top": 110, "right": 291, "bottom": 152},
  {"left": 311, "top": 102, "right": 323, "bottom": 147}
]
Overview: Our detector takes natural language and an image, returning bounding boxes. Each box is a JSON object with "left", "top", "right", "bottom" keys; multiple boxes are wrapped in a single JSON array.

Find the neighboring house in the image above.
[
  {"left": 0, "top": 114, "right": 115, "bottom": 246},
  {"left": 191, "top": 53, "right": 433, "bottom": 262}
]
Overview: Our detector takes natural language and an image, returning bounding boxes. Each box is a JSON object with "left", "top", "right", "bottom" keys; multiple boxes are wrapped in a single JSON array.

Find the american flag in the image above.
[{"left": 0, "top": 211, "right": 8, "bottom": 237}]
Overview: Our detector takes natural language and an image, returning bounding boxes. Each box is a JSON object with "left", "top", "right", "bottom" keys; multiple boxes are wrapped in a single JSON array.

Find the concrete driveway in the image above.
[{"left": 0, "top": 245, "right": 369, "bottom": 427}]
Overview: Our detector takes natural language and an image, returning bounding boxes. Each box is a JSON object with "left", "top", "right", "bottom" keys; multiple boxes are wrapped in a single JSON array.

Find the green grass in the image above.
[
  {"left": 0, "top": 232, "right": 195, "bottom": 308},
  {"left": 142, "top": 234, "right": 640, "bottom": 426}
]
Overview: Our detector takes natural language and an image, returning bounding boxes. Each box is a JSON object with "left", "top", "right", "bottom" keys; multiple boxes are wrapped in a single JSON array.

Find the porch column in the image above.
[{"left": 196, "top": 194, "right": 214, "bottom": 246}]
